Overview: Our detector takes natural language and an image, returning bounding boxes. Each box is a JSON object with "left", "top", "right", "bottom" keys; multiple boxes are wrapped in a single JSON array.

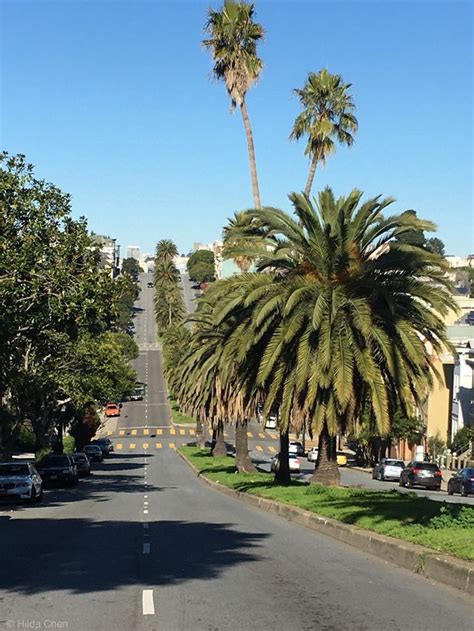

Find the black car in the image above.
[
  {"left": 71, "top": 453, "right": 91, "bottom": 477},
  {"left": 83, "top": 444, "right": 103, "bottom": 462},
  {"left": 147, "top": 281, "right": 153, "bottom": 288},
  {"left": 447, "top": 467, "right": 474, "bottom": 497},
  {"left": 37, "top": 454, "right": 78, "bottom": 487},
  {"left": 399, "top": 461, "right": 442, "bottom": 490},
  {"left": 91, "top": 438, "right": 114, "bottom": 456}
]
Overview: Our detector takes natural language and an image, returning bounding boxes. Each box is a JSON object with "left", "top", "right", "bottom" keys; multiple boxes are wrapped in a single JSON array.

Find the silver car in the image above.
[
  {"left": 372, "top": 458, "right": 405, "bottom": 481},
  {"left": 307, "top": 447, "right": 319, "bottom": 462},
  {"left": 0, "top": 462, "right": 43, "bottom": 502}
]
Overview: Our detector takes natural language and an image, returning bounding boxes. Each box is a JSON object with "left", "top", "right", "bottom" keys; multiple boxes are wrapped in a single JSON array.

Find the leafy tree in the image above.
[
  {"left": 450, "top": 426, "right": 473, "bottom": 454},
  {"left": 425, "top": 237, "right": 445, "bottom": 257},
  {"left": 394, "top": 210, "right": 426, "bottom": 247},
  {"left": 121, "top": 257, "right": 143, "bottom": 276},
  {"left": 427, "top": 432, "right": 446, "bottom": 462},
  {"left": 213, "top": 188, "right": 455, "bottom": 485},
  {"left": 203, "top": 0, "right": 264, "bottom": 208},
  {"left": 187, "top": 250, "right": 215, "bottom": 282},
  {"left": 290, "top": 69, "right": 358, "bottom": 196}
]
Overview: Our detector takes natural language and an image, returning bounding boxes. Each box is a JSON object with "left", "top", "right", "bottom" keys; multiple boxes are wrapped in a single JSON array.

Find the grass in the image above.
[
  {"left": 180, "top": 446, "right": 474, "bottom": 561},
  {"left": 170, "top": 399, "right": 195, "bottom": 425}
]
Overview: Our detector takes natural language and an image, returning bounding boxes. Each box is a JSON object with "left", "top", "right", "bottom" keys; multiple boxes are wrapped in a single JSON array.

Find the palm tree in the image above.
[
  {"left": 214, "top": 189, "right": 455, "bottom": 485},
  {"left": 203, "top": 1, "right": 264, "bottom": 208},
  {"left": 155, "top": 239, "right": 178, "bottom": 263},
  {"left": 290, "top": 69, "right": 358, "bottom": 197}
]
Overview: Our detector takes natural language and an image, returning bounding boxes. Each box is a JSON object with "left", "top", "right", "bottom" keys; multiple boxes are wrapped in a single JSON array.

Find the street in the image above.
[{"left": 0, "top": 274, "right": 472, "bottom": 631}]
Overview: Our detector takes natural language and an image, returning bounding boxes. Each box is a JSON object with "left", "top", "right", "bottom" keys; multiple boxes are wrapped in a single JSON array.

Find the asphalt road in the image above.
[{"left": 1, "top": 273, "right": 473, "bottom": 631}]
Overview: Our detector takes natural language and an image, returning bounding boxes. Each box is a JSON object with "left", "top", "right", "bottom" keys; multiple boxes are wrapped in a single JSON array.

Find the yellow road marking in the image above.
[
  {"left": 189, "top": 428, "right": 195, "bottom": 435},
  {"left": 247, "top": 432, "right": 253, "bottom": 438},
  {"left": 268, "top": 446, "right": 277, "bottom": 454},
  {"left": 131, "top": 429, "right": 137, "bottom": 436},
  {"left": 115, "top": 443, "right": 123, "bottom": 450},
  {"left": 156, "top": 442, "right": 162, "bottom": 449},
  {"left": 143, "top": 442, "right": 149, "bottom": 449},
  {"left": 255, "top": 445, "right": 263, "bottom": 452},
  {"left": 169, "top": 428, "right": 176, "bottom": 436},
  {"left": 259, "top": 432, "right": 266, "bottom": 439},
  {"left": 224, "top": 433, "right": 228, "bottom": 438},
  {"left": 169, "top": 443, "right": 175, "bottom": 449},
  {"left": 270, "top": 433, "right": 278, "bottom": 440},
  {"left": 143, "top": 429, "right": 149, "bottom": 436},
  {"left": 119, "top": 430, "right": 125, "bottom": 436},
  {"left": 157, "top": 429, "right": 163, "bottom": 435},
  {"left": 130, "top": 443, "right": 136, "bottom": 450},
  {"left": 179, "top": 429, "right": 185, "bottom": 436},
  {"left": 107, "top": 431, "right": 113, "bottom": 436}
]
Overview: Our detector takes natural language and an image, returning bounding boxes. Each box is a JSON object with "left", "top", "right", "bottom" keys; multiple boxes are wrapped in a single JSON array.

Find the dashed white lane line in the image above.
[
  {"left": 144, "top": 495, "right": 148, "bottom": 499},
  {"left": 144, "top": 509, "right": 149, "bottom": 515},
  {"left": 142, "top": 589, "right": 155, "bottom": 615},
  {"left": 143, "top": 543, "right": 151, "bottom": 555}
]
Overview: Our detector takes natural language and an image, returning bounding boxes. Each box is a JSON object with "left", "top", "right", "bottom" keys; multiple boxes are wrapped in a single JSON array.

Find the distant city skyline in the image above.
[{"left": 2, "top": 1, "right": 472, "bottom": 255}]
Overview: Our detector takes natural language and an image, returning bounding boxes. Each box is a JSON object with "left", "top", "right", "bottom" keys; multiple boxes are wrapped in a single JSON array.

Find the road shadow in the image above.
[{"left": 0, "top": 519, "right": 269, "bottom": 595}]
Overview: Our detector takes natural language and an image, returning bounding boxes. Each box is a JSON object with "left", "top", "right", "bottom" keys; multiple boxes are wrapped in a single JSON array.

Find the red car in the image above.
[{"left": 105, "top": 402, "right": 120, "bottom": 418}]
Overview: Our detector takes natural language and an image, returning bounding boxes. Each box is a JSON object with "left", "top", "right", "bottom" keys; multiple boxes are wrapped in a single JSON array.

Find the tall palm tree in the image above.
[
  {"left": 203, "top": 1, "right": 264, "bottom": 208},
  {"left": 155, "top": 239, "right": 178, "bottom": 263},
  {"left": 214, "top": 189, "right": 455, "bottom": 485},
  {"left": 290, "top": 69, "right": 358, "bottom": 197}
]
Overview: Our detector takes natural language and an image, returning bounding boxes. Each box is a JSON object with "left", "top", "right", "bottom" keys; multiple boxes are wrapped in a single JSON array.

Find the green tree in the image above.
[
  {"left": 425, "top": 237, "right": 445, "bottom": 257},
  {"left": 213, "top": 188, "right": 455, "bottom": 485},
  {"left": 121, "top": 257, "right": 143, "bottom": 277},
  {"left": 187, "top": 250, "right": 215, "bottom": 282},
  {"left": 203, "top": 0, "right": 264, "bottom": 208},
  {"left": 155, "top": 239, "right": 178, "bottom": 263},
  {"left": 290, "top": 69, "right": 358, "bottom": 196}
]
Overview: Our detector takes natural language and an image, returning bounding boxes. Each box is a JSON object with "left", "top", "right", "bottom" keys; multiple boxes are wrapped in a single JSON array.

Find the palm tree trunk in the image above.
[
  {"left": 240, "top": 99, "right": 261, "bottom": 209},
  {"left": 274, "top": 427, "right": 290, "bottom": 484},
  {"left": 212, "top": 419, "right": 227, "bottom": 457},
  {"left": 304, "top": 153, "right": 318, "bottom": 197},
  {"left": 195, "top": 418, "right": 204, "bottom": 449},
  {"left": 309, "top": 421, "right": 340, "bottom": 486},
  {"left": 235, "top": 418, "right": 257, "bottom": 472}
]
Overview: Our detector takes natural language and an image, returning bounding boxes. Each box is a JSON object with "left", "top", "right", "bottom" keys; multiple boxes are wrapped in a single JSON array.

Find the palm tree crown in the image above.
[
  {"left": 291, "top": 69, "right": 358, "bottom": 196},
  {"left": 213, "top": 189, "right": 455, "bottom": 484},
  {"left": 155, "top": 239, "right": 178, "bottom": 263}
]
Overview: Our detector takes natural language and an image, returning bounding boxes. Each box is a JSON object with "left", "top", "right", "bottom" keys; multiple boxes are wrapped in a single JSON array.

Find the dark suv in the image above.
[
  {"left": 37, "top": 454, "right": 78, "bottom": 487},
  {"left": 91, "top": 438, "right": 114, "bottom": 456},
  {"left": 399, "top": 461, "right": 442, "bottom": 490}
]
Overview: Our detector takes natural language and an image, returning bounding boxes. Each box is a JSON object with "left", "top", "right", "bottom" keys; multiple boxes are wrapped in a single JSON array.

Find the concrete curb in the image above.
[{"left": 177, "top": 449, "right": 474, "bottom": 596}]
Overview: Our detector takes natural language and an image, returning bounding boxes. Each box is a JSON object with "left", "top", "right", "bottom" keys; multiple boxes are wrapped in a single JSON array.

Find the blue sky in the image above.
[{"left": 1, "top": 0, "right": 472, "bottom": 256}]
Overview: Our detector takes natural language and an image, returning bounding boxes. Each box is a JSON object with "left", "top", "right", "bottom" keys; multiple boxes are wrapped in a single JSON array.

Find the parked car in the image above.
[
  {"left": 289, "top": 441, "right": 304, "bottom": 456},
  {"left": 0, "top": 462, "right": 43, "bottom": 502},
  {"left": 399, "top": 461, "right": 442, "bottom": 490},
  {"left": 37, "top": 454, "right": 78, "bottom": 487},
  {"left": 372, "top": 458, "right": 405, "bottom": 481},
  {"left": 307, "top": 447, "right": 319, "bottom": 462},
  {"left": 257, "top": 404, "right": 277, "bottom": 429},
  {"left": 83, "top": 444, "right": 104, "bottom": 463},
  {"left": 71, "top": 453, "right": 91, "bottom": 477},
  {"left": 336, "top": 452, "right": 348, "bottom": 467},
  {"left": 270, "top": 453, "right": 300, "bottom": 472},
  {"left": 104, "top": 402, "right": 120, "bottom": 417},
  {"left": 447, "top": 467, "right": 474, "bottom": 497},
  {"left": 147, "top": 281, "right": 153, "bottom": 288},
  {"left": 91, "top": 438, "right": 114, "bottom": 456}
]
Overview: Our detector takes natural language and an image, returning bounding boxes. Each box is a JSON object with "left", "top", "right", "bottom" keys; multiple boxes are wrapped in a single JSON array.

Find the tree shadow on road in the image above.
[{"left": 0, "top": 518, "right": 269, "bottom": 595}]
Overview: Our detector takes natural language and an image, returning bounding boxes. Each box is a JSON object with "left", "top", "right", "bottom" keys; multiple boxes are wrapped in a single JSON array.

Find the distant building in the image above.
[
  {"left": 127, "top": 245, "right": 140, "bottom": 260},
  {"left": 91, "top": 234, "right": 120, "bottom": 277},
  {"left": 446, "top": 255, "right": 473, "bottom": 268},
  {"left": 173, "top": 255, "right": 189, "bottom": 274}
]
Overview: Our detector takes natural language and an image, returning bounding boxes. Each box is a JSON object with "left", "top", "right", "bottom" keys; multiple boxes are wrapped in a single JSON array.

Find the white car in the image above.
[
  {"left": 372, "top": 458, "right": 405, "bottom": 481},
  {"left": 289, "top": 441, "right": 304, "bottom": 456},
  {"left": 0, "top": 462, "right": 43, "bottom": 502},
  {"left": 307, "top": 447, "right": 318, "bottom": 462},
  {"left": 270, "top": 453, "right": 300, "bottom": 472}
]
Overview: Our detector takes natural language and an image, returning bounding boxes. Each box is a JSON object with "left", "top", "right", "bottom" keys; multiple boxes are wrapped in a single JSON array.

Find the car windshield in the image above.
[
  {"left": 0, "top": 464, "right": 29, "bottom": 476},
  {"left": 464, "top": 468, "right": 474, "bottom": 475},
  {"left": 73, "top": 454, "right": 87, "bottom": 460},
  {"left": 416, "top": 463, "right": 439, "bottom": 470},
  {"left": 43, "top": 456, "right": 69, "bottom": 465},
  {"left": 386, "top": 460, "right": 404, "bottom": 467},
  {"left": 86, "top": 445, "right": 100, "bottom": 451}
]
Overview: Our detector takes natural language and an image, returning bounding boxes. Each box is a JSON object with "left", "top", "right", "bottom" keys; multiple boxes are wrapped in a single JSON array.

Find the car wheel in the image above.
[
  {"left": 36, "top": 486, "right": 43, "bottom": 502},
  {"left": 399, "top": 477, "right": 404, "bottom": 487},
  {"left": 461, "top": 486, "right": 468, "bottom": 497},
  {"left": 407, "top": 479, "right": 414, "bottom": 489},
  {"left": 447, "top": 483, "right": 454, "bottom": 496},
  {"left": 377, "top": 471, "right": 383, "bottom": 481},
  {"left": 29, "top": 487, "right": 37, "bottom": 503}
]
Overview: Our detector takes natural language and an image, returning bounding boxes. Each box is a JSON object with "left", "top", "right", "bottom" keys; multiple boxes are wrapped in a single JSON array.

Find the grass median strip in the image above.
[
  {"left": 169, "top": 398, "right": 195, "bottom": 425},
  {"left": 180, "top": 446, "right": 474, "bottom": 561}
]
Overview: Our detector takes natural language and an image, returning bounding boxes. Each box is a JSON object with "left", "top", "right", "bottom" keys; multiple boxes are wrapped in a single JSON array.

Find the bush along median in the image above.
[{"left": 179, "top": 446, "right": 474, "bottom": 562}]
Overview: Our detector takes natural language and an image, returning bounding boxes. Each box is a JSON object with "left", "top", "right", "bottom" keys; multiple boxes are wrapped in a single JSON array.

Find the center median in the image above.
[{"left": 178, "top": 446, "right": 474, "bottom": 596}]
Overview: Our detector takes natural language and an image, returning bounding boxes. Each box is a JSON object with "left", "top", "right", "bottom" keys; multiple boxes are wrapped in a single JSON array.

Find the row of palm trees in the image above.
[
  {"left": 170, "top": 190, "right": 455, "bottom": 484},
  {"left": 153, "top": 240, "right": 185, "bottom": 329}
]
